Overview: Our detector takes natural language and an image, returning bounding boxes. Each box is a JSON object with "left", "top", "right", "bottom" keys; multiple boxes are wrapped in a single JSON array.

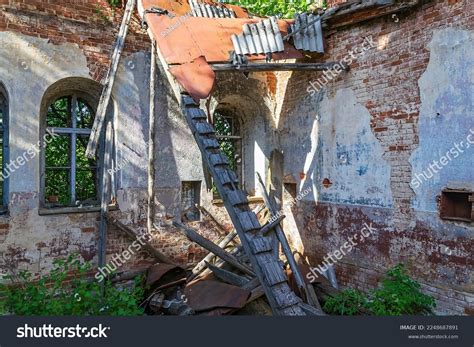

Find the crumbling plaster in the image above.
[
  {"left": 0, "top": 32, "right": 161, "bottom": 276},
  {"left": 410, "top": 28, "right": 474, "bottom": 212}
]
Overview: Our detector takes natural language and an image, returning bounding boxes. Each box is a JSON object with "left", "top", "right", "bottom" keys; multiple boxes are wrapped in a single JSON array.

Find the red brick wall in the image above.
[
  {"left": 279, "top": 0, "right": 473, "bottom": 314},
  {"left": 0, "top": 0, "right": 150, "bottom": 81}
]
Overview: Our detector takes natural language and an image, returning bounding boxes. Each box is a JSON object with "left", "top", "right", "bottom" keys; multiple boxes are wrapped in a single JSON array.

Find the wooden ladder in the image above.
[{"left": 180, "top": 94, "right": 306, "bottom": 316}]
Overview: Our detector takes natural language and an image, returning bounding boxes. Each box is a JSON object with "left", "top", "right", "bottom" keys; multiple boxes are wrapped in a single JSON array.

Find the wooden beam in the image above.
[
  {"left": 173, "top": 222, "right": 255, "bottom": 276},
  {"left": 108, "top": 216, "right": 173, "bottom": 264},
  {"left": 147, "top": 39, "right": 157, "bottom": 233},
  {"left": 187, "top": 230, "right": 238, "bottom": 282},
  {"left": 321, "top": 0, "right": 420, "bottom": 30},
  {"left": 86, "top": 0, "right": 136, "bottom": 158},
  {"left": 257, "top": 172, "right": 321, "bottom": 310},
  {"left": 261, "top": 215, "right": 286, "bottom": 236},
  {"left": 205, "top": 261, "right": 250, "bottom": 287},
  {"left": 211, "top": 62, "right": 348, "bottom": 72},
  {"left": 98, "top": 121, "right": 113, "bottom": 268}
]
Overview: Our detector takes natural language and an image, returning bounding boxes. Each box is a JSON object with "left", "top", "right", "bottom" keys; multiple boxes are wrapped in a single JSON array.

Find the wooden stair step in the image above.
[
  {"left": 187, "top": 107, "right": 207, "bottom": 120},
  {"left": 209, "top": 153, "right": 229, "bottom": 166},
  {"left": 226, "top": 189, "right": 248, "bottom": 206},
  {"left": 182, "top": 94, "right": 198, "bottom": 107},
  {"left": 238, "top": 211, "right": 261, "bottom": 232},
  {"left": 195, "top": 122, "right": 215, "bottom": 135},
  {"left": 202, "top": 138, "right": 220, "bottom": 149},
  {"left": 261, "top": 260, "right": 288, "bottom": 286},
  {"left": 250, "top": 236, "right": 273, "bottom": 254}
]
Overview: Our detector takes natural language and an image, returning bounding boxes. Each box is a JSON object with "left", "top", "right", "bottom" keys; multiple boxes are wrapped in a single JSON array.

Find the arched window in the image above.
[
  {"left": 0, "top": 84, "right": 8, "bottom": 210},
  {"left": 44, "top": 94, "right": 99, "bottom": 207}
]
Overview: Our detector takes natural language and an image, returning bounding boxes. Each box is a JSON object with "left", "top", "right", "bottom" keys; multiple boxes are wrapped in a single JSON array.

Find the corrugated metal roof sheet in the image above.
[
  {"left": 231, "top": 16, "right": 285, "bottom": 55},
  {"left": 189, "top": 0, "right": 236, "bottom": 18},
  {"left": 290, "top": 13, "right": 324, "bottom": 53},
  {"left": 139, "top": 0, "right": 309, "bottom": 100}
]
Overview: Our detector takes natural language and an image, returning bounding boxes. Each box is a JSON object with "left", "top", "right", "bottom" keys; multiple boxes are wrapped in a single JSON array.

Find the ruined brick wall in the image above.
[
  {"left": 0, "top": 0, "right": 150, "bottom": 81},
  {"left": 274, "top": 0, "right": 473, "bottom": 314},
  {"left": 0, "top": 0, "right": 229, "bottom": 280}
]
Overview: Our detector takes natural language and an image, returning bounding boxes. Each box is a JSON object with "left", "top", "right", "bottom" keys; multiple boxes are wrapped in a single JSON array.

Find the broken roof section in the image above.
[{"left": 138, "top": 0, "right": 305, "bottom": 100}]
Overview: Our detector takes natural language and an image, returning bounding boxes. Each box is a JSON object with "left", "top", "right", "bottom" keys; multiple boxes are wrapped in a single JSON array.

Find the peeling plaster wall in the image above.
[
  {"left": 410, "top": 28, "right": 474, "bottom": 212},
  {"left": 274, "top": 0, "right": 473, "bottom": 314},
  {"left": 317, "top": 88, "right": 392, "bottom": 207},
  {"left": 0, "top": 32, "right": 99, "bottom": 275},
  {"left": 0, "top": 30, "right": 215, "bottom": 278}
]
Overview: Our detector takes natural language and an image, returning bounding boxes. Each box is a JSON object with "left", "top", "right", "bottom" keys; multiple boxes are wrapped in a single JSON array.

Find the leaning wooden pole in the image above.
[
  {"left": 86, "top": 0, "right": 136, "bottom": 158},
  {"left": 98, "top": 121, "right": 114, "bottom": 268},
  {"left": 256, "top": 172, "right": 321, "bottom": 310},
  {"left": 147, "top": 39, "right": 157, "bottom": 233}
]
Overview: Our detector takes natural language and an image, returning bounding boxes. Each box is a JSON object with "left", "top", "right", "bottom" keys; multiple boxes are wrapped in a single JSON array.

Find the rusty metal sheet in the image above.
[
  {"left": 146, "top": 263, "right": 185, "bottom": 288},
  {"left": 169, "top": 56, "right": 216, "bottom": 100},
  {"left": 140, "top": 0, "right": 303, "bottom": 100},
  {"left": 145, "top": 16, "right": 302, "bottom": 65},
  {"left": 184, "top": 280, "right": 251, "bottom": 312}
]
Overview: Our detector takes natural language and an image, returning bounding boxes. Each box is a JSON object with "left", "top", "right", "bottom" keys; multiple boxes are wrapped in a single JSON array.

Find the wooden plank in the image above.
[
  {"left": 107, "top": 216, "right": 173, "bottom": 264},
  {"left": 249, "top": 237, "right": 273, "bottom": 255},
  {"left": 261, "top": 215, "right": 286, "bottom": 235},
  {"left": 202, "top": 138, "right": 220, "bottom": 149},
  {"left": 173, "top": 222, "right": 254, "bottom": 276},
  {"left": 209, "top": 153, "right": 229, "bottom": 166},
  {"left": 98, "top": 121, "right": 114, "bottom": 268},
  {"left": 261, "top": 260, "right": 287, "bottom": 286},
  {"left": 86, "top": 0, "right": 136, "bottom": 158},
  {"left": 195, "top": 122, "right": 215, "bottom": 135},
  {"left": 205, "top": 261, "right": 250, "bottom": 287},
  {"left": 215, "top": 168, "right": 238, "bottom": 185},
  {"left": 238, "top": 211, "right": 261, "bottom": 232},
  {"left": 187, "top": 230, "right": 238, "bottom": 282},
  {"left": 273, "top": 286, "right": 302, "bottom": 309},
  {"left": 257, "top": 172, "right": 322, "bottom": 310},
  {"left": 247, "top": 285, "right": 265, "bottom": 303},
  {"left": 188, "top": 107, "right": 207, "bottom": 120},
  {"left": 147, "top": 39, "right": 157, "bottom": 233},
  {"left": 227, "top": 190, "right": 248, "bottom": 206}
]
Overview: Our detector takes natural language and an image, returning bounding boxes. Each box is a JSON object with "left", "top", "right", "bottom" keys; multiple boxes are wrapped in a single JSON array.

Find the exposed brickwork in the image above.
[
  {"left": 0, "top": 0, "right": 150, "bottom": 81},
  {"left": 273, "top": 0, "right": 473, "bottom": 314},
  {"left": 283, "top": 0, "right": 472, "bottom": 229}
]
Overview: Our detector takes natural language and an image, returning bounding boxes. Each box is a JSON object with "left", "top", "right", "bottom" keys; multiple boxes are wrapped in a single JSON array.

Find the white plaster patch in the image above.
[
  {"left": 410, "top": 28, "right": 474, "bottom": 212},
  {"left": 317, "top": 88, "right": 393, "bottom": 207}
]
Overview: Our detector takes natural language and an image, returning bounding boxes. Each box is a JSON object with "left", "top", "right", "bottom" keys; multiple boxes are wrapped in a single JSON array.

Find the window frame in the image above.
[
  {"left": 214, "top": 110, "right": 243, "bottom": 186},
  {"left": 40, "top": 92, "right": 102, "bottom": 211}
]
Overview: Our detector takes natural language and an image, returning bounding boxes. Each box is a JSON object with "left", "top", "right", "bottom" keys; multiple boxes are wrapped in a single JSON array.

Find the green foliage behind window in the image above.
[{"left": 45, "top": 96, "right": 98, "bottom": 207}]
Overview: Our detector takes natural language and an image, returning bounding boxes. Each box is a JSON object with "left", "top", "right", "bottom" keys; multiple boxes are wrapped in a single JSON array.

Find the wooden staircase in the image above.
[{"left": 180, "top": 94, "right": 306, "bottom": 316}]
